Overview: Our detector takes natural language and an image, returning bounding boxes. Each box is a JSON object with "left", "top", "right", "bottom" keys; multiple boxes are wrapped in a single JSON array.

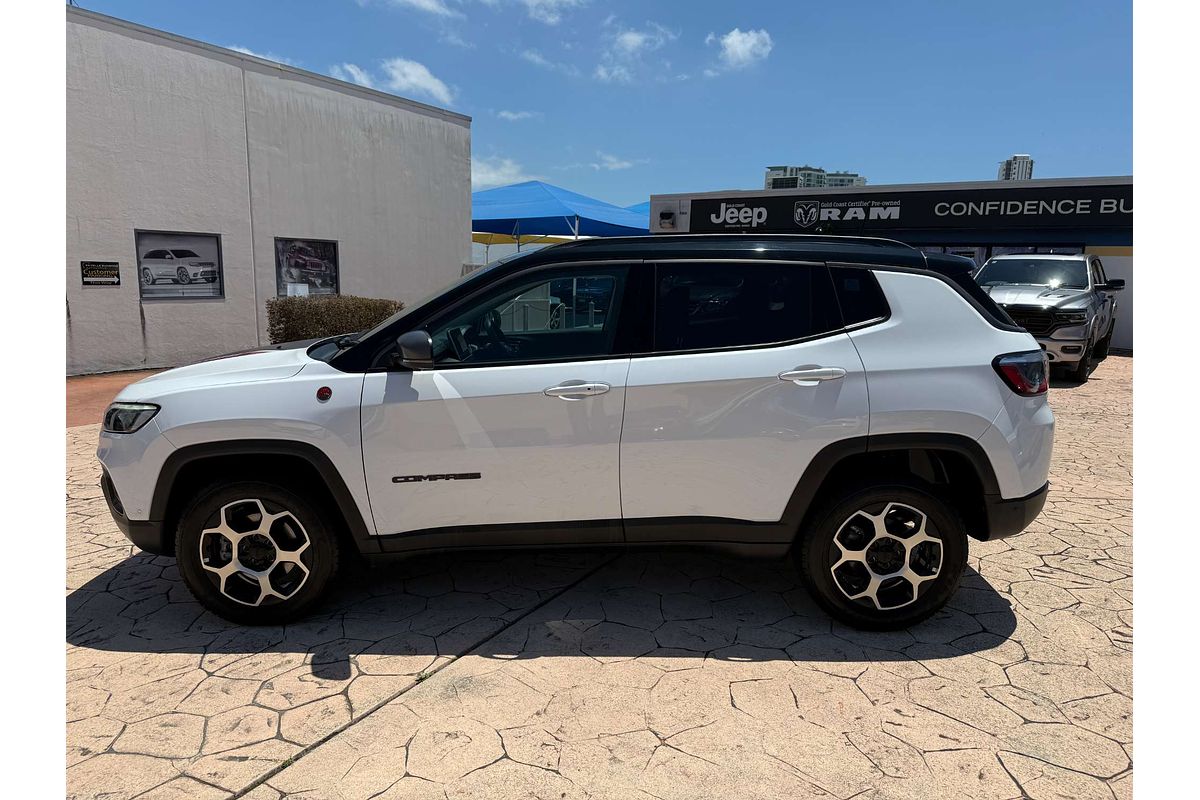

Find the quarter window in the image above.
[
  {"left": 652, "top": 262, "right": 839, "bottom": 352},
  {"left": 830, "top": 267, "right": 889, "bottom": 326}
]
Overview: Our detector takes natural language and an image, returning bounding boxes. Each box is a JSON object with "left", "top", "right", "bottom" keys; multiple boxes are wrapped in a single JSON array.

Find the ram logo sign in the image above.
[{"left": 793, "top": 201, "right": 820, "bottom": 228}]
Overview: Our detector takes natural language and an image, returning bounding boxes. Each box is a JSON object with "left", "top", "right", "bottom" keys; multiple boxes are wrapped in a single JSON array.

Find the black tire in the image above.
[
  {"left": 177, "top": 266, "right": 191, "bottom": 284},
  {"left": 141, "top": 268, "right": 155, "bottom": 286},
  {"left": 1094, "top": 327, "right": 1113, "bottom": 360},
  {"left": 176, "top": 481, "right": 340, "bottom": 625},
  {"left": 795, "top": 483, "right": 968, "bottom": 630},
  {"left": 1067, "top": 342, "right": 1093, "bottom": 383}
]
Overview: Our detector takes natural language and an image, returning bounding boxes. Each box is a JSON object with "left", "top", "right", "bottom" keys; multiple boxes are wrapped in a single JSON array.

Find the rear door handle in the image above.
[
  {"left": 544, "top": 381, "right": 611, "bottom": 400},
  {"left": 778, "top": 367, "right": 847, "bottom": 385}
]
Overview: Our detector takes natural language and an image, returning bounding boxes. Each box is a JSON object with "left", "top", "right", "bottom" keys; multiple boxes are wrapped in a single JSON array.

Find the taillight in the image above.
[{"left": 993, "top": 350, "right": 1049, "bottom": 396}]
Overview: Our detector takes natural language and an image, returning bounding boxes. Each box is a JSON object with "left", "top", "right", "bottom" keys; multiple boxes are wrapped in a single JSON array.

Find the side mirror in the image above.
[
  {"left": 396, "top": 330, "right": 434, "bottom": 370},
  {"left": 1103, "top": 279, "right": 1126, "bottom": 291}
]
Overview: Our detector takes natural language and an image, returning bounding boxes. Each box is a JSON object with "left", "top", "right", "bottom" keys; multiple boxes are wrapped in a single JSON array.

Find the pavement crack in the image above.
[{"left": 226, "top": 552, "right": 619, "bottom": 799}]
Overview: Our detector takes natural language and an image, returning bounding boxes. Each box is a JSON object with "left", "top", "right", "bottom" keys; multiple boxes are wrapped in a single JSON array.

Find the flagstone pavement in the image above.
[{"left": 66, "top": 356, "right": 1132, "bottom": 799}]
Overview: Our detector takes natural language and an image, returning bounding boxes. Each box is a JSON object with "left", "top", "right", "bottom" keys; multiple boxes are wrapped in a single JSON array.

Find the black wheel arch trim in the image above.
[
  {"left": 149, "top": 439, "right": 379, "bottom": 555},
  {"left": 779, "top": 432, "right": 1006, "bottom": 541}
]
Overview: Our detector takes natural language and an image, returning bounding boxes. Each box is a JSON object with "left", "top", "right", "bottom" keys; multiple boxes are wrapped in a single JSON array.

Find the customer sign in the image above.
[{"left": 80, "top": 261, "right": 120, "bottom": 286}]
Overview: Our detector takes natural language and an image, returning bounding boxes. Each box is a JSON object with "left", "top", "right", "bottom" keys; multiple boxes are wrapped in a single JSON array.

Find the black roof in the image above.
[{"left": 507, "top": 233, "right": 933, "bottom": 271}]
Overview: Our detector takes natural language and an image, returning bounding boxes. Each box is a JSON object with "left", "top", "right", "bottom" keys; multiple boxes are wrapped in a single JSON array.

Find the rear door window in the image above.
[{"left": 652, "top": 261, "right": 840, "bottom": 353}]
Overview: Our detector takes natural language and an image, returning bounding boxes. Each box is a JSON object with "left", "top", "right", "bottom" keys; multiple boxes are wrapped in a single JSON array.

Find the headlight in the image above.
[
  {"left": 1055, "top": 310, "right": 1087, "bottom": 324},
  {"left": 103, "top": 402, "right": 160, "bottom": 433}
]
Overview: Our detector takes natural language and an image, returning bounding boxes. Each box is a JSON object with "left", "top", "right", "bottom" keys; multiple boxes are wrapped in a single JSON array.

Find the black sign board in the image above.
[
  {"left": 687, "top": 183, "right": 1133, "bottom": 234},
  {"left": 81, "top": 261, "right": 120, "bottom": 286}
]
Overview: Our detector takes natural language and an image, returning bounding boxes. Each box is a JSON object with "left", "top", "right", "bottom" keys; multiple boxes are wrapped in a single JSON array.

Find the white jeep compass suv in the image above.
[{"left": 98, "top": 235, "right": 1053, "bottom": 630}]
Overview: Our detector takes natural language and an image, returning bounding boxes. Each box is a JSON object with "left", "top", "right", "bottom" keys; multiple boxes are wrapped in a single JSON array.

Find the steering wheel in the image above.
[{"left": 478, "top": 309, "right": 509, "bottom": 349}]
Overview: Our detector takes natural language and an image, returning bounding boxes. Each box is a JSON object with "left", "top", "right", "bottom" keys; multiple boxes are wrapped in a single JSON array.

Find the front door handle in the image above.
[
  {"left": 544, "top": 381, "right": 611, "bottom": 400},
  {"left": 778, "top": 366, "right": 847, "bottom": 386}
]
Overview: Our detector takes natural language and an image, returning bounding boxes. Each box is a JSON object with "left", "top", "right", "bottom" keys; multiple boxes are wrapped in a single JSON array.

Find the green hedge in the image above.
[{"left": 266, "top": 294, "right": 405, "bottom": 343}]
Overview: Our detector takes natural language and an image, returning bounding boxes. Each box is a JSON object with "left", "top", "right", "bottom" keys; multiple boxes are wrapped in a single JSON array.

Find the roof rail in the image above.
[{"left": 552, "top": 233, "right": 922, "bottom": 252}]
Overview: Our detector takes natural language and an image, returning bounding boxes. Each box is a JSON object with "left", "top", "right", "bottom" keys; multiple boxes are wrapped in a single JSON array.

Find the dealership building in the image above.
[
  {"left": 66, "top": 8, "right": 472, "bottom": 374},
  {"left": 650, "top": 176, "right": 1133, "bottom": 350}
]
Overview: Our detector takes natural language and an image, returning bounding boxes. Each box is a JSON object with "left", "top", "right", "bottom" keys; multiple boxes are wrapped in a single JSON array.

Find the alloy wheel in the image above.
[
  {"left": 828, "top": 502, "right": 943, "bottom": 611},
  {"left": 198, "top": 498, "right": 312, "bottom": 607}
]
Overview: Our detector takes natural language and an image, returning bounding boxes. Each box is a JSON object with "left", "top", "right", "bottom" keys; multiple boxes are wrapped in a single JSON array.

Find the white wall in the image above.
[
  {"left": 1098, "top": 255, "right": 1133, "bottom": 350},
  {"left": 244, "top": 71, "right": 471, "bottom": 338},
  {"left": 66, "top": 10, "right": 471, "bottom": 375},
  {"left": 67, "top": 18, "right": 255, "bottom": 374}
]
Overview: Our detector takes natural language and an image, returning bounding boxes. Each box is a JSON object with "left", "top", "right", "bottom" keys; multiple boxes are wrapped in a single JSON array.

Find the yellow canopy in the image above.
[{"left": 471, "top": 233, "right": 575, "bottom": 246}]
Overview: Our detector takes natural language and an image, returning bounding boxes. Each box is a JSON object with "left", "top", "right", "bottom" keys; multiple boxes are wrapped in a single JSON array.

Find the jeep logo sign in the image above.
[{"left": 709, "top": 202, "right": 768, "bottom": 228}]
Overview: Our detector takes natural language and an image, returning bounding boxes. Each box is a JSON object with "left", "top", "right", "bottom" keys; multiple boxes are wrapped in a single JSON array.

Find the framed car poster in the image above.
[
  {"left": 275, "top": 238, "right": 339, "bottom": 297},
  {"left": 135, "top": 231, "right": 225, "bottom": 300}
]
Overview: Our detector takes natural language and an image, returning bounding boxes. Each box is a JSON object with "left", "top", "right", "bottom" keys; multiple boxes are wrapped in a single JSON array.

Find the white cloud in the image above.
[
  {"left": 379, "top": 0, "right": 462, "bottom": 17},
  {"left": 328, "top": 58, "right": 454, "bottom": 105},
  {"left": 473, "top": 156, "right": 536, "bottom": 189},
  {"left": 520, "top": 49, "right": 553, "bottom": 68},
  {"left": 228, "top": 45, "right": 297, "bottom": 66},
  {"left": 594, "top": 64, "right": 633, "bottom": 83},
  {"left": 381, "top": 57, "right": 455, "bottom": 105},
  {"left": 595, "top": 21, "right": 676, "bottom": 83},
  {"left": 521, "top": 0, "right": 585, "bottom": 25},
  {"left": 497, "top": 109, "right": 540, "bottom": 121},
  {"left": 590, "top": 151, "right": 635, "bottom": 171},
  {"left": 613, "top": 24, "right": 674, "bottom": 58},
  {"left": 439, "top": 30, "right": 474, "bottom": 48},
  {"left": 706, "top": 27, "right": 773, "bottom": 72},
  {"left": 330, "top": 63, "right": 376, "bottom": 88},
  {"left": 520, "top": 49, "right": 579, "bottom": 76}
]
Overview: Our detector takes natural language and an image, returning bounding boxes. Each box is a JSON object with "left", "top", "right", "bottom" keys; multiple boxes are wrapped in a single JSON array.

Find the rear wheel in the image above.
[
  {"left": 796, "top": 484, "right": 968, "bottom": 630},
  {"left": 141, "top": 268, "right": 154, "bottom": 285},
  {"left": 176, "top": 481, "right": 340, "bottom": 624}
]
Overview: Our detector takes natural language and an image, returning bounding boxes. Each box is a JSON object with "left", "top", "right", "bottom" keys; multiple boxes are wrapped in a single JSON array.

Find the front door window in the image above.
[{"left": 425, "top": 269, "right": 626, "bottom": 366}]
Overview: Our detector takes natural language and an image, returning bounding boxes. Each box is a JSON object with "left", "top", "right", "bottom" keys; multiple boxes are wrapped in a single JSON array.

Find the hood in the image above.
[
  {"left": 116, "top": 346, "right": 314, "bottom": 401},
  {"left": 982, "top": 284, "right": 1089, "bottom": 309}
]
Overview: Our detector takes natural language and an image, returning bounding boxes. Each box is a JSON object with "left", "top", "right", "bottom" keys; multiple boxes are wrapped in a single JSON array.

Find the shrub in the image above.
[{"left": 266, "top": 294, "right": 405, "bottom": 343}]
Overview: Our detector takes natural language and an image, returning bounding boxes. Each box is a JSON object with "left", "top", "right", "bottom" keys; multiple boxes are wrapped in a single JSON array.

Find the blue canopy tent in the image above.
[
  {"left": 472, "top": 181, "right": 649, "bottom": 248},
  {"left": 625, "top": 201, "right": 650, "bottom": 217}
]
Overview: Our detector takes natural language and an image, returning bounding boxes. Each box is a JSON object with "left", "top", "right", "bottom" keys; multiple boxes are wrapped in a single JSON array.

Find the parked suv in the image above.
[
  {"left": 282, "top": 244, "right": 333, "bottom": 288},
  {"left": 974, "top": 253, "right": 1124, "bottom": 382},
  {"left": 99, "top": 236, "right": 1053, "bottom": 629},
  {"left": 140, "top": 249, "right": 219, "bottom": 285}
]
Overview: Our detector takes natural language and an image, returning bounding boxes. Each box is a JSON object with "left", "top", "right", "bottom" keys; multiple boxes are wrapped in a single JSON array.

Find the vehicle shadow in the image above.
[
  {"left": 67, "top": 548, "right": 1017, "bottom": 680},
  {"left": 1049, "top": 351, "right": 1128, "bottom": 388}
]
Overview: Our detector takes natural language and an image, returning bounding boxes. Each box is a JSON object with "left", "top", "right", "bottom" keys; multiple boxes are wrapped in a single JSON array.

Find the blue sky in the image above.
[{"left": 80, "top": 0, "right": 1132, "bottom": 207}]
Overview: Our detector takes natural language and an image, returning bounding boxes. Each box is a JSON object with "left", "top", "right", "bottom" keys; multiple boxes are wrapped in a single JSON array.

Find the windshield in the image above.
[{"left": 975, "top": 258, "right": 1088, "bottom": 289}]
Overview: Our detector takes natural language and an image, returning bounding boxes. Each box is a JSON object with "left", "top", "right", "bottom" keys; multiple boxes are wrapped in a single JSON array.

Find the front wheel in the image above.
[
  {"left": 795, "top": 484, "right": 968, "bottom": 630},
  {"left": 175, "top": 482, "right": 340, "bottom": 624},
  {"left": 1094, "top": 327, "right": 1113, "bottom": 360},
  {"left": 1066, "top": 342, "right": 1093, "bottom": 383}
]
